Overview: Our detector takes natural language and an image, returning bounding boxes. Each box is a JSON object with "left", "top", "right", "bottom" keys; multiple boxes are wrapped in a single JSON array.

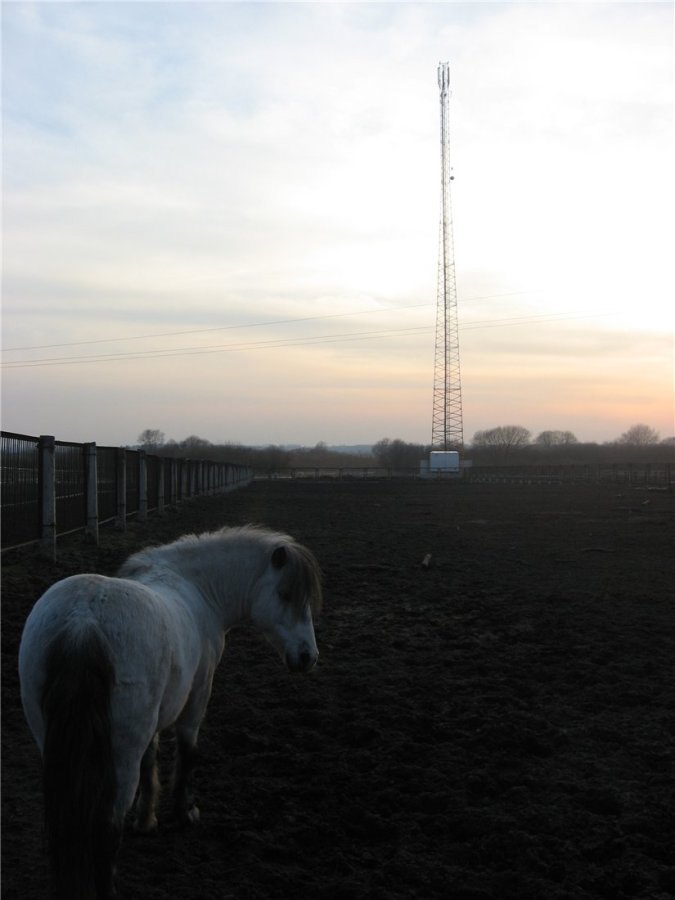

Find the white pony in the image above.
[{"left": 18, "top": 525, "right": 322, "bottom": 900}]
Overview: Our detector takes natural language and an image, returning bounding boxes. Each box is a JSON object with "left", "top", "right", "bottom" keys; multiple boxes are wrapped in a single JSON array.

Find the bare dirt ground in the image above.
[{"left": 2, "top": 480, "right": 674, "bottom": 899}]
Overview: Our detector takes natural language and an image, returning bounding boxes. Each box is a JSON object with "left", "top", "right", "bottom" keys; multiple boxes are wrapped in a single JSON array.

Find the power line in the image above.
[
  {"left": 1, "top": 311, "right": 604, "bottom": 370},
  {"left": 460, "top": 311, "right": 603, "bottom": 330},
  {"left": 1, "top": 326, "right": 432, "bottom": 369},
  {"left": 1, "top": 290, "right": 542, "bottom": 353},
  {"left": 2, "top": 304, "right": 433, "bottom": 353}
]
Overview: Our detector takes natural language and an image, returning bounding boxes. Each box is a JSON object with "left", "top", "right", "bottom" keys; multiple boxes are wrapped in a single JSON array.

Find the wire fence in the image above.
[
  {"left": 97, "top": 445, "right": 118, "bottom": 524},
  {"left": 4, "top": 433, "right": 670, "bottom": 556},
  {"left": 55, "top": 442, "right": 86, "bottom": 535},
  {"left": 1, "top": 432, "right": 40, "bottom": 547},
  {"left": 463, "top": 463, "right": 673, "bottom": 486},
  {"left": 1, "top": 432, "right": 254, "bottom": 556},
  {"left": 257, "top": 462, "right": 673, "bottom": 486}
]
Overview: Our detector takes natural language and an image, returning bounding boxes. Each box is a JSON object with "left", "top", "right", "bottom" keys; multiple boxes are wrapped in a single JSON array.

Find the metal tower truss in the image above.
[{"left": 431, "top": 61, "right": 464, "bottom": 451}]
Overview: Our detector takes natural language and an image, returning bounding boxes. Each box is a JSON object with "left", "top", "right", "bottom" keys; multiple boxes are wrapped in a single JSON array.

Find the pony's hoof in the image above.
[
  {"left": 177, "top": 805, "right": 200, "bottom": 827},
  {"left": 133, "top": 814, "right": 158, "bottom": 834}
]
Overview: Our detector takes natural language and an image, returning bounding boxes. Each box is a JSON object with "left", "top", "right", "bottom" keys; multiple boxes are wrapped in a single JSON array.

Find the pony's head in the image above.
[{"left": 250, "top": 537, "right": 323, "bottom": 674}]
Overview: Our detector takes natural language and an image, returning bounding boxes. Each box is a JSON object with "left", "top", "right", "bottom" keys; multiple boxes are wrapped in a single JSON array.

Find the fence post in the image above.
[
  {"left": 115, "top": 448, "right": 127, "bottom": 530},
  {"left": 156, "top": 456, "right": 165, "bottom": 516},
  {"left": 84, "top": 442, "right": 99, "bottom": 544},
  {"left": 170, "top": 458, "right": 178, "bottom": 504},
  {"left": 39, "top": 435, "right": 56, "bottom": 559},
  {"left": 138, "top": 451, "right": 148, "bottom": 522}
]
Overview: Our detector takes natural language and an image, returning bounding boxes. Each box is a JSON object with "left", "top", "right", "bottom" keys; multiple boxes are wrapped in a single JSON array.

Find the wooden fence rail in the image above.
[{"left": 1, "top": 432, "right": 253, "bottom": 558}]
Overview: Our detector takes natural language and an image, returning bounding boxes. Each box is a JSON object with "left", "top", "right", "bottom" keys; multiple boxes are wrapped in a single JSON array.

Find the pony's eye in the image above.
[{"left": 279, "top": 590, "right": 292, "bottom": 604}]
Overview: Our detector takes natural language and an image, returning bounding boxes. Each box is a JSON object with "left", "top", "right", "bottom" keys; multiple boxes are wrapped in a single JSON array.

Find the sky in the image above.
[{"left": 2, "top": 0, "right": 673, "bottom": 448}]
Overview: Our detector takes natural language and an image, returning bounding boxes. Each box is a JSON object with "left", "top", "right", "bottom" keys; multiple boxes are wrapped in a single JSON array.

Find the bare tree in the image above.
[
  {"left": 373, "top": 438, "right": 426, "bottom": 470},
  {"left": 617, "top": 424, "right": 660, "bottom": 446},
  {"left": 535, "top": 430, "right": 578, "bottom": 447},
  {"left": 179, "top": 435, "right": 213, "bottom": 452},
  {"left": 473, "top": 425, "right": 531, "bottom": 450},
  {"left": 256, "top": 445, "right": 291, "bottom": 474},
  {"left": 137, "top": 429, "right": 165, "bottom": 451}
]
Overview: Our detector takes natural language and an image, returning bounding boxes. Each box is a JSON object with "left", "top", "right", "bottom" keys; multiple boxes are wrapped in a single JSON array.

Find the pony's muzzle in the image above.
[{"left": 285, "top": 648, "right": 318, "bottom": 674}]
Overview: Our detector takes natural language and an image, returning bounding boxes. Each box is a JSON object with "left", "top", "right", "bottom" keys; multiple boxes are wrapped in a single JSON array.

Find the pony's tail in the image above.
[{"left": 41, "top": 623, "right": 117, "bottom": 900}]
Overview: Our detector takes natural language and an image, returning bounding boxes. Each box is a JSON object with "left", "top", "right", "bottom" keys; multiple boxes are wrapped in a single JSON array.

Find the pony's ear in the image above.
[{"left": 271, "top": 546, "right": 287, "bottom": 569}]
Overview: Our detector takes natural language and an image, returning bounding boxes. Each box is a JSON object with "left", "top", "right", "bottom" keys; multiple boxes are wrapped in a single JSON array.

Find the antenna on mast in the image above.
[{"left": 431, "top": 61, "right": 464, "bottom": 452}]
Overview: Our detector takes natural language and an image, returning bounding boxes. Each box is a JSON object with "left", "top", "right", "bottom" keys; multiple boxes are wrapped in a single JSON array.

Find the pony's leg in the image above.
[
  {"left": 172, "top": 727, "right": 201, "bottom": 826},
  {"left": 94, "top": 820, "right": 123, "bottom": 899},
  {"left": 134, "top": 733, "right": 160, "bottom": 833},
  {"left": 171, "top": 673, "right": 217, "bottom": 826}
]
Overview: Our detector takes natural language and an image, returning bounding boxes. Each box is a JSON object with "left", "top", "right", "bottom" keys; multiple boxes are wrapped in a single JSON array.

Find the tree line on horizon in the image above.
[{"left": 137, "top": 423, "right": 674, "bottom": 470}]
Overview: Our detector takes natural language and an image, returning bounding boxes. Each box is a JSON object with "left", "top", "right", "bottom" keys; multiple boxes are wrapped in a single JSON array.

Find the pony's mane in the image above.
[
  {"left": 118, "top": 524, "right": 322, "bottom": 615},
  {"left": 275, "top": 535, "right": 323, "bottom": 616}
]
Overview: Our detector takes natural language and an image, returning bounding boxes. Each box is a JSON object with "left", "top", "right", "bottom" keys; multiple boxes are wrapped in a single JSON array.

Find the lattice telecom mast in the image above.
[{"left": 431, "top": 61, "right": 464, "bottom": 451}]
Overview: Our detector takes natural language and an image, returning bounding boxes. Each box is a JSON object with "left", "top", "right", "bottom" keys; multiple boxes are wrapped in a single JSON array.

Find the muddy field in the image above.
[{"left": 2, "top": 479, "right": 674, "bottom": 899}]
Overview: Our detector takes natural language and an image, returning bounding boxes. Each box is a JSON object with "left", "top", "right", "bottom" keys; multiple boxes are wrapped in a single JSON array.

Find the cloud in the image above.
[{"left": 2, "top": 1, "right": 672, "bottom": 445}]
